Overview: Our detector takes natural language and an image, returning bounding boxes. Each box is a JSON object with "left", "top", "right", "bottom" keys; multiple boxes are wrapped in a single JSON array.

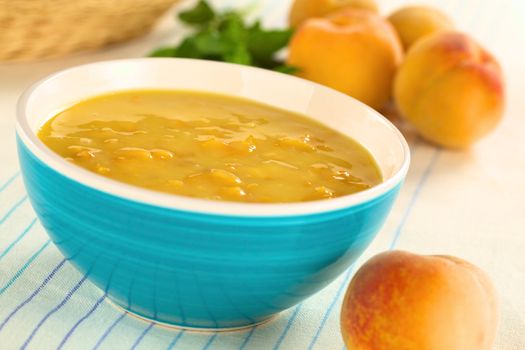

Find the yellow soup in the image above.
[{"left": 38, "top": 90, "right": 382, "bottom": 203}]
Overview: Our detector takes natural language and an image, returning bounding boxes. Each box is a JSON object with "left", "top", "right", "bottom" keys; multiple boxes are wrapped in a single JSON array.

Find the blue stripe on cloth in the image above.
[
  {"left": 202, "top": 333, "right": 218, "bottom": 350},
  {"left": 306, "top": 147, "right": 440, "bottom": 350},
  {"left": 389, "top": 149, "right": 440, "bottom": 250},
  {"left": 0, "top": 259, "right": 66, "bottom": 332},
  {"left": 56, "top": 294, "right": 107, "bottom": 350},
  {"left": 0, "top": 196, "right": 28, "bottom": 225},
  {"left": 93, "top": 312, "right": 128, "bottom": 350},
  {"left": 238, "top": 326, "right": 257, "bottom": 350},
  {"left": 306, "top": 265, "right": 357, "bottom": 350},
  {"left": 20, "top": 274, "right": 88, "bottom": 350},
  {"left": 166, "top": 331, "right": 184, "bottom": 350},
  {"left": 0, "top": 172, "right": 20, "bottom": 194},
  {"left": 0, "top": 240, "right": 51, "bottom": 295},
  {"left": 58, "top": 256, "right": 124, "bottom": 347},
  {"left": 272, "top": 305, "right": 302, "bottom": 350},
  {"left": 0, "top": 218, "right": 37, "bottom": 261},
  {"left": 130, "top": 322, "right": 155, "bottom": 350}
]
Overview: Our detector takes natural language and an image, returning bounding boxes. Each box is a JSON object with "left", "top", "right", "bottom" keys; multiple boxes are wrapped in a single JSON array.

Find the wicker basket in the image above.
[{"left": 0, "top": 0, "right": 178, "bottom": 61}]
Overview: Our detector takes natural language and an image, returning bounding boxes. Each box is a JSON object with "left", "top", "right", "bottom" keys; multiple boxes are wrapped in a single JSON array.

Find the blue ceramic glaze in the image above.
[{"left": 18, "top": 139, "right": 401, "bottom": 329}]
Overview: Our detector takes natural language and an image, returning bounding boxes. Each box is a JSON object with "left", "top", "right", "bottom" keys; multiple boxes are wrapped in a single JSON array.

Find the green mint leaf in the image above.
[
  {"left": 220, "top": 12, "right": 248, "bottom": 43},
  {"left": 151, "top": 1, "right": 296, "bottom": 72},
  {"left": 174, "top": 37, "right": 204, "bottom": 58},
  {"left": 194, "top": 30, "right": 234, "bottom": 56},
  {"left": 178, "top": 0, "right": 215, "bottom": 24},
  {"left": 273, "top": 65, "right": 299, "bottom": 74},
  {"left": 248, "top": 25, "right": 293, "bottom": 65},
  {"left": 149, "top": 47, "right": 176, "bottom": 57},
  {"left": 224, "top": 45, "right": 252, "bottom": 65}
]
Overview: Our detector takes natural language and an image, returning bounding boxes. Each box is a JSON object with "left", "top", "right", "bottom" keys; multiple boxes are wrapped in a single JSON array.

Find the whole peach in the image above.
[
  {"left": 341, "top": 251, "right": 499, "bottom": 350},
  {"left": 388, "top": 6, "right": 454, "bottom": 50},
  {"left": 393, "top": 32, "right": 504, "bottom": 148},
  {"left": 289, "top": 0, "right": 379, "bottom": 28},
  {"left": 288, "top": 9, "right": 403, "bottom": 111}
]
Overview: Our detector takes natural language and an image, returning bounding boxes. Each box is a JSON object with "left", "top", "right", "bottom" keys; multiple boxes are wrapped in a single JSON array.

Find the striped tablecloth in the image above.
[{"left": 1, "top": 0, "right": 524, "bottom": 349}]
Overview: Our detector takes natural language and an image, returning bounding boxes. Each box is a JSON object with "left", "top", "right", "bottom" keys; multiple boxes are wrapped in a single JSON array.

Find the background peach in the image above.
[
  {"left": 341, "top": 251, "right": 499, "bottom": 350},
  {"left": 388, "top": 6, "right": 454, "bottom": 50},
  {"left": 393, "top": 31, "right": 504, "bottom": 148},
  {"left": 288, "top": 9, "right": 403, "bottom": 111},
  {"left": 289, "top": 0, "right": 378, "bottom": 27}
]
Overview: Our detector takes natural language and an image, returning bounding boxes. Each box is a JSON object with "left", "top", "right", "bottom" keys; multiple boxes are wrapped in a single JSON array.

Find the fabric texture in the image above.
[{"left": 0, "top": 0, "right": 524, "bottom": 349}]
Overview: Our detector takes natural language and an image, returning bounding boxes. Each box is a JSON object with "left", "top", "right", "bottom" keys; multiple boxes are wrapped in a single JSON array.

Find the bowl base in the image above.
[{"left": 105, "top": 297, "right": 279, "bottom": 333}]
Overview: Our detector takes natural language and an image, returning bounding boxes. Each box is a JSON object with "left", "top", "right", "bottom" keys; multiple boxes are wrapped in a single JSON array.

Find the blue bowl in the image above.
[{"left": 16, "top": 58, "right": 410, "bottom": 329}]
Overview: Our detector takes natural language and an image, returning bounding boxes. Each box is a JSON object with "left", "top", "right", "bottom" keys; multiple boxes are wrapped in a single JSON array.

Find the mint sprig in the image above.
[{"left": 149, "top": 0, "right": 297, "bottom": 73}]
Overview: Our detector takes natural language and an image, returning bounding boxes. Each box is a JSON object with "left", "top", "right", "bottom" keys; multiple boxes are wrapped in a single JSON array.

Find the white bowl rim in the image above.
[{"left": 16, "top": 58, "right": 410, "bottom": 217}]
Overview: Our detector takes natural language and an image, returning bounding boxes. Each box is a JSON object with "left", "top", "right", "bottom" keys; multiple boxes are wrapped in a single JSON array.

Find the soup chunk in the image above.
[{"left": 38, "top": 90, "right": 382, "bottom": 203}]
